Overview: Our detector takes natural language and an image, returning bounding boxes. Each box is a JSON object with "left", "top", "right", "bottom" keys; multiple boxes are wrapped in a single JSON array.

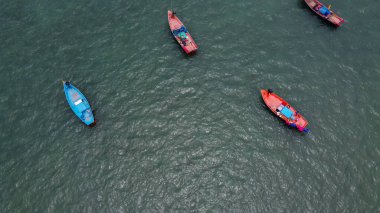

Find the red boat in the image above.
[
  {"left": 261, "top": 89, "right": 309, "bottom": 132},
  {"left": 304, "top": 0, "right": 344, "bottom": 27},
  {"left": 168, "top": 10, "right": 198, "bottom": 55}
]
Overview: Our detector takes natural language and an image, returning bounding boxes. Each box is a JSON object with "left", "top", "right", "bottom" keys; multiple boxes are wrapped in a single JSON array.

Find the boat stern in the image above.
[
  {"left": 184, "top": 45, "right": 198, "bottom": 55},
  {"left": 83, "top": 110, "right": 95, "bottom": 126}
]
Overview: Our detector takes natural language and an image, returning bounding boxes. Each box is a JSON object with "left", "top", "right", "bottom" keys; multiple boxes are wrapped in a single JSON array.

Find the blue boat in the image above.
[{"left": 62, "top": 81, "right": 95, "bottom": 126}]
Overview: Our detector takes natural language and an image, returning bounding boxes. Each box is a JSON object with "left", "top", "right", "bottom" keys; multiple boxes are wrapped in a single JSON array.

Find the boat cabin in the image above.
[
  {"left": 276, "top": 104, "right": 295, "bottom": 120},
  {"left": 172, "top": 26, "right": 188, "bottom": 45}
]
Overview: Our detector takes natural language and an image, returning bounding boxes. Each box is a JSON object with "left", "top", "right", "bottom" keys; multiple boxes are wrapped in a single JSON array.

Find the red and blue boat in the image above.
[
  {"left": 304, "top": 0, "right": 344, "bottom": 27},
  {"left": 168, "top": 10, "right": 198, "bottom": 55},
  {"left": 261, "top": 89, "right": 309, "bottom": 132}
]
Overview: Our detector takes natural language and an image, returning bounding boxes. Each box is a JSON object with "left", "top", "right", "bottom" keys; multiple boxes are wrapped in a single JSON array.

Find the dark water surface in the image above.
[{"left": 1, "top": 0, "right": 379, "bottom": 212}]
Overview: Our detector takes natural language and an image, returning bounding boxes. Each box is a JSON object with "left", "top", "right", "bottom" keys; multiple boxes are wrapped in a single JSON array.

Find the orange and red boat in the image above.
[
  {"left": 304, "top": 0, "right": 344, "bottom": 27},
  {"left": 261, "top": 89, "right": 309, "bottom": 132},
  {"left": 168, "top": 10, "right": 198, "bottom": 55}
]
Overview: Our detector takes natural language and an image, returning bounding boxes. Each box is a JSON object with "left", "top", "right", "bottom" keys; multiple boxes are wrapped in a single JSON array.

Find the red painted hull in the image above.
[
  {"left": 168, "top": 10, "right": 198, "bottom": 55},
  {"left": 304, "top": 0, "right": 344, "bottom": 27},
  {"left": 261, "top": 90, "right": 309, "bottom": 132}
]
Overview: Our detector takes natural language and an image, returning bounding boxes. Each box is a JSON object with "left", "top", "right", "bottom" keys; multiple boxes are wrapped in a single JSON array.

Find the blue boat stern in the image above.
[{"left": 82, "top": 110, "right": 95, "bottom": 126}]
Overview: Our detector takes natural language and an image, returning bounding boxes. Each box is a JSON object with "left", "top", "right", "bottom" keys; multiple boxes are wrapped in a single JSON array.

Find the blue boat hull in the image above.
[{"left": 63, "top": 81, "right": 95, "bottom": 126}]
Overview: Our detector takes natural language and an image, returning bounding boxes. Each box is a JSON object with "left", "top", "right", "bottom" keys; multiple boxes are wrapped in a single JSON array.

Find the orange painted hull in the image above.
[
  {"left": 168, "top": 10, "right": 198, "bottom": 55},
  {"left": 261, "top": 90, "right": 309, "bottom": 132}
]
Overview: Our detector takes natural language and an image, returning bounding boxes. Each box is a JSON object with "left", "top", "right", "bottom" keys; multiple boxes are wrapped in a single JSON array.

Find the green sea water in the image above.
[{"left": 1, "top": 0, "right": 379, "bottom": 212}]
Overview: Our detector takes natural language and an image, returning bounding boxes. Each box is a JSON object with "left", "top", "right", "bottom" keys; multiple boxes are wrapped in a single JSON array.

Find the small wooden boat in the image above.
[
  {"left": 63, "top": 81, "right": 95, "bottom": 126},
  {"left": 261, "top": 89, "right": 309, "bottom": 132},
  {"left": 304, "top": 0, "right": 344, "bottom": 27},
  {"left": 168, "top": 10, "right": 198, "bottom": 55}
]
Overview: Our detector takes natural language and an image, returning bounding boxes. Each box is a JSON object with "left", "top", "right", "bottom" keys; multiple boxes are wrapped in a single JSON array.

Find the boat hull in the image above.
[
  {"left": 168, "top": 10, "right": 198, "bottom": 55},
  {"left": 261, "top": 89, "right": 308, "bottom": 132},
  {"left": 63, "top": 81, "right": 95, "bottom": 126}
]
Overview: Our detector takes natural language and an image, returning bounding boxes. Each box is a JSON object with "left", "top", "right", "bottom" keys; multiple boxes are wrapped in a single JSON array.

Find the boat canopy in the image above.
[
  {"left": 281, "top": 107, "right": 294, "bottom": 119},
  {"left": 173, "top": 26, "right": 188, "bottom": 36},
  {"left": 319, "top": 6, "right": 331, "bottom": 16},
  {"left": 179, "top": 32, "right": 187, "bottom": 39}
]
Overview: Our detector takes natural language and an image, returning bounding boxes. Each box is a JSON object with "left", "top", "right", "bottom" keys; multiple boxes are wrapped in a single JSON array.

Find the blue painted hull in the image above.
[{"left": 63, "top": 81, "right": 95, "bottom": 126}]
